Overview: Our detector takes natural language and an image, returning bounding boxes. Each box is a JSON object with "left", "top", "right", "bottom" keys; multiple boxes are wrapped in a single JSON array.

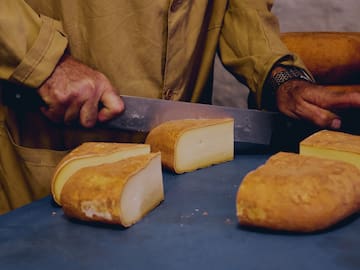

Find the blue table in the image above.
[{"left": 1, "top": 155, "right": 359, "bottom": 270}]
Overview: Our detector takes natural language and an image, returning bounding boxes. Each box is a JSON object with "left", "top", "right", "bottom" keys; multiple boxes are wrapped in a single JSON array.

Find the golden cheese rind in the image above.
[
  {"left": 61, "top": 152, "right": 163, "bottom": 227},
  {"left": 281, "top": 32, "right": 360, "bottom": 84},
  {"left": 300, "top": 130, "right": 360, "bottom": 169},
  {"left": 236, "top": 152, "right": 360, "bottom": 233},
  {"left": 145, "top": 118, "right": 234, "bottom": 174},
  {"left": 51, "top": 142, "right": 150, "bottom": 205}
]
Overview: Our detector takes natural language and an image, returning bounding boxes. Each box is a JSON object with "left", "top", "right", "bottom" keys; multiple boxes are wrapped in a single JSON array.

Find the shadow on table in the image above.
[{"left": 237, "top": 212, "right": 360, "bottom": 236}]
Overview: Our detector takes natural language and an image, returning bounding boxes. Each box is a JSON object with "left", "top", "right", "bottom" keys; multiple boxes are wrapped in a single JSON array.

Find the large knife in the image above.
[
  {"left": 1, "top": 82, "right": 279, "bottom": 146},
  {"left": 3, "top": 83, "right": 359, "bottom": 152},
  {"left": 1, "top": 83, "right": 317, "bottom": 150},
  {"left": 100, "top": 95, "right": 279, "bottom": 146}
]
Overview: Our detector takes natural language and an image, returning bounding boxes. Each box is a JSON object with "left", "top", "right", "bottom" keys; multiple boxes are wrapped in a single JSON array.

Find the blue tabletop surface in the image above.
[{"left": 1, "top": 154, "right": 359, "bottom": 270}]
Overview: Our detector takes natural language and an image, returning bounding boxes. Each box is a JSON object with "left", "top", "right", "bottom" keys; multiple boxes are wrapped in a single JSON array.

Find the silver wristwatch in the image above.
[{"left": 270, "top": 66, "right": 315, "bottom": 91}]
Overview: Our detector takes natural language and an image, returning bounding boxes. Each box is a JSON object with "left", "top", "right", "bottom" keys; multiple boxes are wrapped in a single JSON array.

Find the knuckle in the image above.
[
  {"left": 52, "top": 89, "right": 69, "bottom": 104},
  {"left": 82, "top": 115, "right": 97, "bottom": 128},
  {"left": 95, "top": 73, "right": 112, "bottom": 90},
  {"left": 313, "top": 113, "right": 330, "bottom": 127},
  {"left": 110, "top": 106, "right": 124, "bottom": 115},
  {"left": 95, "top": 71, "right": 109, "bottom": 83}
]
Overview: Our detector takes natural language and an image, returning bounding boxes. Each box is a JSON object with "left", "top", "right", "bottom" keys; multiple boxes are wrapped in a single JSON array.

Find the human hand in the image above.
[
  {"left": 37, "top": 54, "right": 124, "bottom": 128},
  {"left": 276, "top": 80, "right": 360, "bottom": 129}
]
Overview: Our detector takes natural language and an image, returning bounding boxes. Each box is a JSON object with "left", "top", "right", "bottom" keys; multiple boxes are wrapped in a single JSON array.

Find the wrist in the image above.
[
  {"left": 270, "top": 65, "right": 315, "bottom": 91},
  {"left": 262, "top": 65, "right": 315, "bottom": 110}
]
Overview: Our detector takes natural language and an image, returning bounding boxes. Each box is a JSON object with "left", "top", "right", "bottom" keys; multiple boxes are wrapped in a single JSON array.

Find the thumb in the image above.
[
  {"left": 97, "top": 90, "right": 125, "bottom": 122},
  {"left": 295, "top": 99, "right": 343, "bottom": 129}
]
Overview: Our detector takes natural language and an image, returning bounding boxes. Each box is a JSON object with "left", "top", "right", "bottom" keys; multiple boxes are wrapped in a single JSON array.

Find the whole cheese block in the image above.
[
  {"left": 51, "top": 142, "right": 150, "bottom": 205},
  {"left": 281, "top": 32, "right": 360, "bottom": 84},
  {"left": 236, "top": 152, "right": 360, "bottom": 233},
  {"left": 61, "top": 152, "right": 163, "bottom": 227},
  {"left": 300, "top": 130, "right": 360, "bottom": 169},
  {"left": 145, "top": 118, "right": 234, "bottom": 174}
]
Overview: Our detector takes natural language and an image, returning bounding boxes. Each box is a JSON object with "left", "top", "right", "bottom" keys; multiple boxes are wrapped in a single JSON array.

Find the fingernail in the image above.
[{"left": 331, "top": 119, "right": 341, "bottom": 129}]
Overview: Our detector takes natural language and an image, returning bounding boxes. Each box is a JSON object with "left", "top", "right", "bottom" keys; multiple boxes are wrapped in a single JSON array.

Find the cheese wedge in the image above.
[
  {"left": 300, "top": 130, "right": 360, "bottom": 169},
  {"left": 51, "top": 142, "right": 150, "bottom": 205},
  {"left": 61, "top": 152, "right": 163, "bottom": 227},
  {"left": 145, "top": 118, "right": 234, "bottom": 174},
  {"left": 236, "top": 152, "right": 360, "bottom": 233}
]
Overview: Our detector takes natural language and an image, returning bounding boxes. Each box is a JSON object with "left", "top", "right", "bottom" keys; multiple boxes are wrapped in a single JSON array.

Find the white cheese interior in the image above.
[
  {"left": 55, "top": 146, "right": 150, "bottom": 204},
  {"left": 120, "top": 155, "right": 164, "bottom": 226},
  {"left": 300, "top": 145, "right": 360, "bottom": 169},
  {"left": 175, "top": 121, "right": 234, "bottom": 172}
]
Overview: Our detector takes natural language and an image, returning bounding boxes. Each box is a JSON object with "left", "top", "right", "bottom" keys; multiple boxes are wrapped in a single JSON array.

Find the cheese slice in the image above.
[
  {"left": 61, "top": 152, "right": 163, "bottom": 227},
  {"left": 300, "top": 130, "right": 360, "bottom": 169},
  {"left": 51, "top": 142, "right": 150, "bottom": 205},
  {"left": 145, "top": 118, "right": 234, "bottom": 174},
  {"left": 236, "top": 152, "right": 360, "bottom": 233}
]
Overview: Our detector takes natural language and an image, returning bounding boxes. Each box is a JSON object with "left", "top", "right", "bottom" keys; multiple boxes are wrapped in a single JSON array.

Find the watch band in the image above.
[{"left": 270, "top": 66, "right": 315, "bottom": 91}]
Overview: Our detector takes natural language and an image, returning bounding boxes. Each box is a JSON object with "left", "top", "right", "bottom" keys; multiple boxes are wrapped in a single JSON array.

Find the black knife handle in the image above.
[{"left": 0, "top": 80, "right": 46, "bottom": 110}]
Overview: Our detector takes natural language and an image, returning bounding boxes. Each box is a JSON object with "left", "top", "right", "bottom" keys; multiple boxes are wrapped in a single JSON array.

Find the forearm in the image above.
[
  {"left": 0, "top": 0, "right": 68, "bottom": 88},
  {"left": 218, "top": 0, "right": 308, "bottom": 108}
]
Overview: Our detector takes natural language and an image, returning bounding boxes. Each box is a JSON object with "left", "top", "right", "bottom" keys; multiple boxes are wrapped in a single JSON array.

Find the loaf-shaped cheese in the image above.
[
  {"left": 145, "top": 118, "right": 234, "bottom": 174},
  {"left": 61, "top": 152, "right": 164, "bottom": 227},
  {"left": 51, "top": 142, "right": 150, "bottom": 205},
  {"left": 236, "top": 152, "right": 360, "bottom": 233},
  {"left": 281, "top": 32, "right": 360, "bottom": 84},
  {"left": 300, "top": 130, "right": 360, "bottom": 169}
]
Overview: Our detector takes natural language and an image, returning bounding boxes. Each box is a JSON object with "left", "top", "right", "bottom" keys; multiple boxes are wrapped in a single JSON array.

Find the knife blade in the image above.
[
  {"left": 0, "top": 83, "right": 279, "bottom": 146},
  {"left": 3, "top": 83, "right": 358, "bottom": 151},
  {"left": 100, "top": 95, "right": 279, "bottom": 145}
]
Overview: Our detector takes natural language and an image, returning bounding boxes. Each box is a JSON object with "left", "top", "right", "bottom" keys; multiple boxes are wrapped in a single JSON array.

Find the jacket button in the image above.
[{"left": 170, "top": 0, "right": 183, "bottom": 12}]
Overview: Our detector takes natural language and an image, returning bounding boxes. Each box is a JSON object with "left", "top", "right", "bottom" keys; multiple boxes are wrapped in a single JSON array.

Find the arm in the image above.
[
  {"left": 0, "top": 1, "right": 124, "bottom": 127},
  {"left": 0, "top": 0, "right": 67, "bottom": 87},
  {"left": 218, "top": 0, "right": 307, "bottom": 108},
  {"left": 272, "top": 69, "right": 360, "bottom": 129},
  {"left": 37, "top": 54, "right": 124, "bottom": 127},
  {"left": 218, "top": 0, "right": 360, "bottom": 129},
  {"left": 272, "top": 32, "right": 360, "bottom": 129}
]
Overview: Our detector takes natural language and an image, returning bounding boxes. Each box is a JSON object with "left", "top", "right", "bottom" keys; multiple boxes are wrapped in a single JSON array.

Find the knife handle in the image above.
[{"left": 1, "top": 81, "right": 46, "bottom": 109}]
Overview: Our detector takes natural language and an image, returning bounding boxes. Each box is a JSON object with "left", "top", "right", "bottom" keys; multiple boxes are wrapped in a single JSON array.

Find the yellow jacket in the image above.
[
  {"left": 1, "top": 0, "right": 305, "bottom": 105},
  {"left": 0, "top": 0, "right": 306, "bottom": 213}
]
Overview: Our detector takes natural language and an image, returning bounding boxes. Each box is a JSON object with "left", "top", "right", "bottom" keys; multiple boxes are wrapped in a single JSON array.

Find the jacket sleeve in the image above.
[
  {"left": 0, "top": 0, "right": 68, "bottom": 88},
  {"left": 218, "top": 0, "right": 308, "bottom": 109}
]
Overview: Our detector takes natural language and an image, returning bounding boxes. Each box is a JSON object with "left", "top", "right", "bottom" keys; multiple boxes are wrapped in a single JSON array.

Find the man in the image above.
[{"left": 0, "top": 0, "right": 359, "bottom": 213}]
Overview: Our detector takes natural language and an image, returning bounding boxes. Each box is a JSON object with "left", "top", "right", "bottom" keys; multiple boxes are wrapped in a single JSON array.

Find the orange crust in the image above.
[
  {"left": 145, "top": 118, "right": 233, "bottom": 173},
  {"left": 236, "top": 152, "right": 360, "bottom": 233},
  {"left": 61, "top": 152, "right": 162, "bottom": 227},
  {"left": 51, "top": 142, "right": 149, "bottom": 205},
  {"left": 281, "top": 32, "right": 360, "bottom": 84},
  {"left": 300, "top": 130, "right": 360, "bottom": 154}
]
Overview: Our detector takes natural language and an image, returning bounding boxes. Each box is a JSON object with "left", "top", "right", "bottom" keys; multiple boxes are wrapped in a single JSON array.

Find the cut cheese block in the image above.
[
  {"left": 60, "top": 152, "right": 163, "bottom": 227},
  {"left": 300, "top": 130, "right": 360, "bottom": 169},
  {"left": 51, "top": 142, "right": 150, "bottom": 205},
  {"left": 145, "top": 118, "right": 234, "bottom": 174},
  {"left": 236, "top": 152, "right": 360, "bottom": 233}
]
